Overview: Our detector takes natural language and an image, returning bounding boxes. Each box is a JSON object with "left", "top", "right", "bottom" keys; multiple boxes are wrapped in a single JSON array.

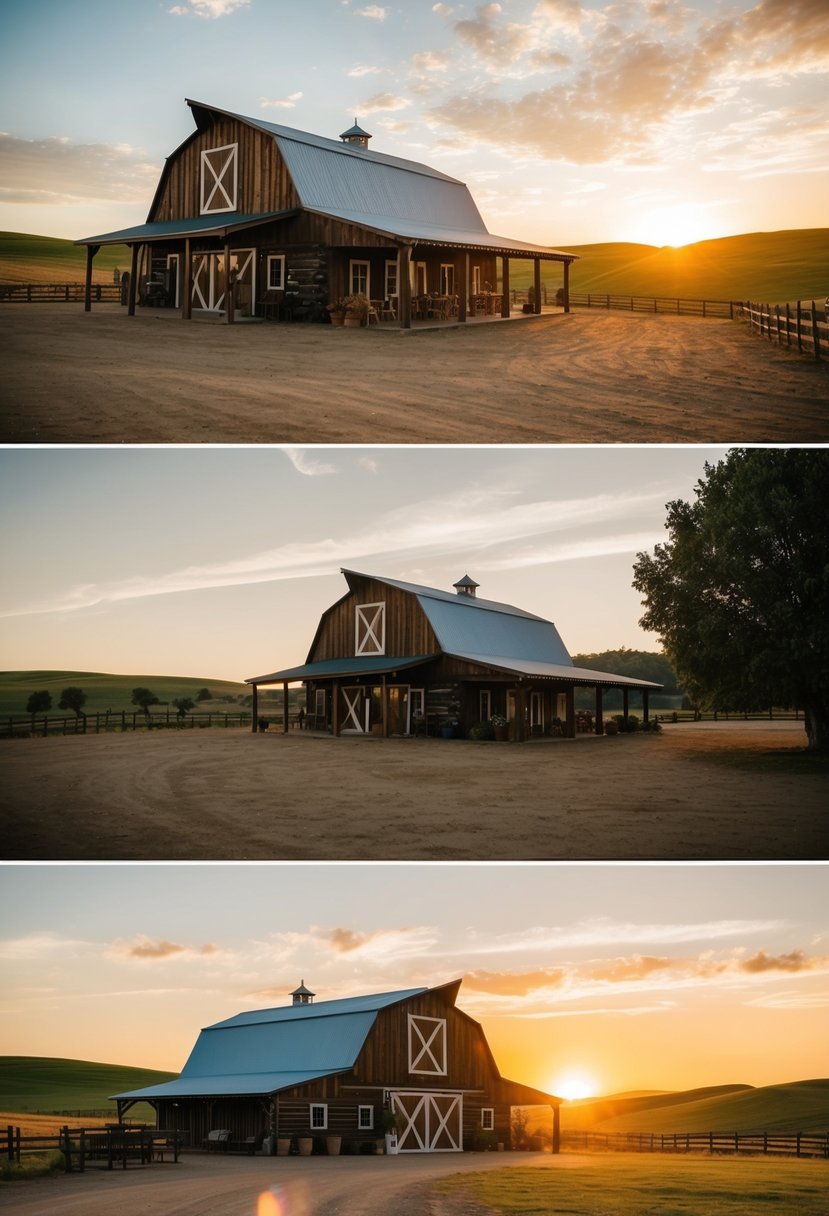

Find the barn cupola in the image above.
[
  {"left": 340, "top": 119, "right": 372, "bottom": 149},
  {"left": 291, "top": 980, "right": 315, "bottom": 1006},
  {"left": 453, "top": 574, "right": 479, "bottom": 598}
]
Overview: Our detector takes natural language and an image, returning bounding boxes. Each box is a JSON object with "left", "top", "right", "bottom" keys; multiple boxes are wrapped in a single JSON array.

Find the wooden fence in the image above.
[
  {"left": 740, "top": 300, "right": 826, "bottom": 360},
  {"left": 655, "top": 708, "right": 802, "bottom": 724},
  {"left": 0, "top": 282, "right": 122, "bottom": 303},
  {"left": 1, "top": 1123, "right": 185, "bottom": 1171},
  {"left": 567, "top": 292, "right": 736, "bottom": 317},
  {"left": 562, "top": 1130, "right": 829, "bottom": 1159},
  {"left": 1, "top": 710, "right": 253, "bottom": 738}
]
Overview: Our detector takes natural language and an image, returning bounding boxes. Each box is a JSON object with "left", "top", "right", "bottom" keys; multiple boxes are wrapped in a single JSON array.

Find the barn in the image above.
[
  {"left": 112, "top": 979, "right": 561, "bottom": 1155},
  {"left": 76, "top": 98, "right": 577, "bottom": 328},
  {"left": 247, "top": 570, "right": 661, "bottom": 740}
]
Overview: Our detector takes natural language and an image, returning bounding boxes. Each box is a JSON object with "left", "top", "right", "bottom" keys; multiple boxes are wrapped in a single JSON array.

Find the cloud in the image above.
[
  {"left": 110, "top": 935, "right": 220, "bottom": 962},
  {"left": 169, "top": 0, "right": 249, "bottom": 17},
  {"left": 357, "top": 456, "right": 378, "bottom": 473},
  {"left": 259, "top": 93, "right": 303, "bottom": 110},
  {"left": 356, "top": 4, "right": 388, "bottom": 18},
  {"left": 0, "top": 134, "right": 159, "bottom": 208},
  {"left": 411, "top": 50, "right": 452, "bottom": 73},
  {"left": 745, "top": 989, "right": 829, "bottom": 1010},
  {"left": 740, "top": 949, "right": 815, "bottom": 974},
  {"left": 348, "top": 65, "right": 386, "bottom": 77},
  {"left": 282, "top": 448, "right": 337, "bottom": 476},
  {"left": 473, "top": 917, "right": 786, "bottom": 955},
  {"left": 358, "top": 93, "right": 413, "bottom": 114},
  {"left": 0, "top": 932, "right": 89, "bottom": 960},
  {"left": 454, "top": 4, "right": 537, "bottom": 66}
]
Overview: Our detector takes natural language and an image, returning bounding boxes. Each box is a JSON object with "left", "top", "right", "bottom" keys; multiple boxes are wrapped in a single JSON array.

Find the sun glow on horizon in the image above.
[
  {"left": 634, "top": 203, "right": 722, "bottom": 249},
  {"left": 551, "top": 1071, "right": 601, "bottom": 1102}
]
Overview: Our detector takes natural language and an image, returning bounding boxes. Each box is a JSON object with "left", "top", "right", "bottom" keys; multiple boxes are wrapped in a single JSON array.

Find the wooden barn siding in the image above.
[
  {"left": 150, "top": 119, "right": 299, "bottom": 221},
  {"left": 311, "top": 582, "right": 439, "bottom": 662}
]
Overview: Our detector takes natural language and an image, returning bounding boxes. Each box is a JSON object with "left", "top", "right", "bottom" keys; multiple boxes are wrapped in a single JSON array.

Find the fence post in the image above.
[
  {"left": 811, "top": 301, "right": 820, "bottom": 360},
  {"left": 796, "top": 301, "right": 803, "bottom": 352}
]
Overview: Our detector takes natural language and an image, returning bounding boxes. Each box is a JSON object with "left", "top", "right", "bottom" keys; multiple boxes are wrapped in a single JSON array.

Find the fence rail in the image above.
[
  {"left": 655, "top": 708, "right": 802, "bottom": 724},
  {"left": 567, "top": 292, "right": 737, "bottom": 317},
  {"left": 0, "top": 282, "right": 122, "bottom": 303},
  {"left": 1, "top": 710, "right": 253, "bottom": 738},
  {"left": 562, "top": 1130, "right": 829, "bottom": 1159},
  {"left": 741, "top": 300, "right": 826, "bottom": 360},
  {"left": 1, "top": 1123, "right": 186, "bottom": 1171}
]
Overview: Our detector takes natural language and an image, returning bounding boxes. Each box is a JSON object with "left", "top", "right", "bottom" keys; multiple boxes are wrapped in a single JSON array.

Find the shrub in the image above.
[
  {"left": 1, "top": 1150, "right": 64, "bottom": 1181},
  {"left": 468, "top": 720, "right": 495, "bottom": 740}
]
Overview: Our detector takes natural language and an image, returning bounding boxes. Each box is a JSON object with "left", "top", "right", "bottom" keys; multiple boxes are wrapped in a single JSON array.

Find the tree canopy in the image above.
[
  {"left": 131, "top": 687, "right": 159, "bottom": 718},
  {"left": 632, "top": 448, "right": 829, "bottom": 751},
  {"left": 58, "top": 687, "right": 86, "bottom": 718},
  {"left": 26, "top": 690, "right": 52, "bottom": 716},
  {"left": 172, "top": 697, "right": 195, "bottom": 719}
]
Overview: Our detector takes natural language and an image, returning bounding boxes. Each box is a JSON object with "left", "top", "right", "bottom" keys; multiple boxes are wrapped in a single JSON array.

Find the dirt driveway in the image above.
[
  {"left": 0, "top": 1148, "right": 537, "bottom": 1216},
  {"left": 1, "top": 305, "right": 826, "bottom": 443},
  {"left": 1, "top": 721, "right": 825, "bottom": 861}
]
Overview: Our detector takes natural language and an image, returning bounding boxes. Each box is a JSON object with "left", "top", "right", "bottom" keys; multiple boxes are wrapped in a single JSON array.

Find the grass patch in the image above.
[
  {"left": 0, "top": 232, "right": 131, "bottom": 284},
  {"left": 0, "top": 671, "right": 250, "bottom": 718},
  {"left": 0, "top": 1056, "right": 175, "bottom": 1116},
  {"left": 437, "top": 1156, "right": 829, "bottom": 1215},
  {"left": 685, "top": 747, "right": 827, "bottom": 776},
  {"left": 0, "top": 1150, "right": 64, "bottom": 1182}
]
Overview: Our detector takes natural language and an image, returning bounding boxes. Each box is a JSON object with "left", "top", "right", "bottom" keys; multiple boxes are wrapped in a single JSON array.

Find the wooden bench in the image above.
[{"left": 204, "top": 1129, "right": 232, "bottom": 1152}]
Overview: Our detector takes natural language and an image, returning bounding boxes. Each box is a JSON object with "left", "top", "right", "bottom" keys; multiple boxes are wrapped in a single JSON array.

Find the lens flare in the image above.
[{"left": 257, "top": 1187, "right": 287, "bottom": 1216}]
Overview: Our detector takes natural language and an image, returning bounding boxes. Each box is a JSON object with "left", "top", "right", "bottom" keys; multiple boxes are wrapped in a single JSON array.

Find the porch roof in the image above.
[
  {"left": 75, "top": 210, "right": 294, "bottom": 247},
  {"left": 246, "top": 654, "right": 436, "bottom": 685},
  {"left": 113, "top": 1068, "right": 343, "bottom": 1101},
  {"left": 447, "top": 652, "right": 663, "bottom": 689}
]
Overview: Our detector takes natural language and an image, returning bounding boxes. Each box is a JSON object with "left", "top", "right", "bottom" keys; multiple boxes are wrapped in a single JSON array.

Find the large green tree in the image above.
[
  {"left": 58, "top": 686, "right": 86, "bottom": 719},
  {"left": 131, "top": 687, "right": 159, "bottom": 719},
  {"left": 632, "top": 448, "right": 829, "bottom": 752}
]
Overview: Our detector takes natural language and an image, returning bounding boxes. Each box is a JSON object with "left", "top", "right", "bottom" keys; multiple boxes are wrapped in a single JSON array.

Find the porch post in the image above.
[
  {"left": 398, "top": 244, "right": 412, "bottom": 329},
  {"left": 84, "top": 244, "right": 99, "bottom": 312},
  {"left": 127, "top": 244, "right": 139, "bottom": 316},
  {"left": 501, "top": 256, "right": 510, "bottom": 318},
  {"left": 182, "top": 238, "right": 192, "bottom": 320},
  {"left": 516, "top": 686, "right": 527, "bottom": 742},
  {"left": 459, "top": 252, "right": 469, "bottom": 322},
  {"left": 283, "top": 682, "right": 289, "bottom": 734},
  {"left": 552, "top": 1105, "right": 561, "bottom": 1154},
  {"left": 623, "top": 687, "right": 629, "bottom": 727},
  {"left": 332, "top": 682, "right": 340, "bottom": 737},
  {"left": 563, "top": 259, "right": 571, "bottom": 314},
  {"left": 382, "top": 676, "right": 388, "bottom": 738},
  {"left": 642, "top": 689, "right": 650, "bottom": 724},
  {"left": 594, "top": 685, "right": 604, "bottom": 735},
  {"left": 224, "top": 243, "right": 233, "bottom": 324},
  {"left": 533, "top": 258, "right": 542, "bottom": 315},
  {"left": 565, "top": 686, "right": 576, "bottom": 738},
  {"left": 251, "top": 683, "right": 258, "bottom": 732}
]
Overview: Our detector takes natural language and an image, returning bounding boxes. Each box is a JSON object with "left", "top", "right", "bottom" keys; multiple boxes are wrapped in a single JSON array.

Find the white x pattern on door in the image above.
[
  {"left": 392, "top": 1092, "right": 462, "bottom": 1153},
  {"left": 200, "top": 144, "right": 238, "bottom": 214},
  {"left": 355, "top": 602, "right": 385, "bottom": 655},
  {"left": 342, "top": 687, "right": 365, "bottom": 733},
  {"left": 409, "top": 1015, "right": 447, "bottom": 1075}
]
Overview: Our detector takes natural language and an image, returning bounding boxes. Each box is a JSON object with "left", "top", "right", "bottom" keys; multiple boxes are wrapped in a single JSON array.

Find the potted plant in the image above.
[
  {"left": 604, "top": 719, "right": 619, "bottom": 735},
  {"left": 325, "top": 1133, "right": 342, "bottom": 1156},
  {"left": 490, "top": 713, "right": 508, "bottom": 742},
  {"left": 297, "top": 1135, "right": 313, "bottom": 1156},
  {"left": 258, "top": 716, "right": 269, "bottom": 732},
  {"left": 379, "top": 1108, "right": 400, "bottom": 1154},
  {"left": 344, "top": 294, "right": 369, "bottom": 327},
  {"left": 326, "top": 298, "right": 346, "bottom": 326}
]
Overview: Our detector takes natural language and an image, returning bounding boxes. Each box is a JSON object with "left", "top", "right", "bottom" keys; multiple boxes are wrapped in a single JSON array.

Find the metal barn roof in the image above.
[{"left": 246, "top": 654, "right": 435, "bottom": 685}]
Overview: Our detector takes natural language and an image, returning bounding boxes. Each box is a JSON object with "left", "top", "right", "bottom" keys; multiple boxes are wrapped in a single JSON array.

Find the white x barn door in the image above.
[
  {"left": 392, "top": 1091, "right": 462, "bottom": 1153},
  {"left": 341, "top": 687, "right": 367, "bottom": 733},
  {"left": 355, "top": 602, "right": 385, "bottom": 655},
  {"left": 200, "top": 144, "right": 238, "bottom": 214}
]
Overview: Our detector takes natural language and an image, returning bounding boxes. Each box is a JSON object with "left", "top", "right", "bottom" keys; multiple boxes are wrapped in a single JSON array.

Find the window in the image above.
[
  {"left": 315, "top": 688, "right": 326, "bottom": 720},
  {"left": 410, "top": 261, "right": 427, "bottom": 294},
  {"left": 481, "top": 1109, "right": 494, "bottom": 1131},
  {"left": 349, "top": 259, "right": 370, "bottom": 297},
  {"left": 472, "top": 265, "right": 482, "bottom": 295},
  {"left": 355, "top": 602, "right": 386, "bottom": 656},
  {"left": 358, "top": 1105, "right": 374, "bottom": 1130},
  {"left": 440, "top": 263, "right": 455, "bottom": 295},
  {"left": 384, "top": 260, "right": 398, "bottom": 299},
  {"left": 479, "top": 690, "right": 492, "bottom": 721},
  {"left": 408, "top": 1014, "right": 448, "bottom": 1076},
  {"left": 310, "top": 1104, "right": 328, "bottom": 1129},
  {"left": 200, "top": 143, "right": 238, "bottom": 214},
  {"left": 267, "top": 254, "right": 285, "bottom": 290}
]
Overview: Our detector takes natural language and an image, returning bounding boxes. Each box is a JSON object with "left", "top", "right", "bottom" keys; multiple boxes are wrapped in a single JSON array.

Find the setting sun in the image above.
[
  {"left": 635, "top": 203, "right": 719, "bottom": 248},
  {"left": 552, "top": 1072, "right": 601, "bottom": 1102}
]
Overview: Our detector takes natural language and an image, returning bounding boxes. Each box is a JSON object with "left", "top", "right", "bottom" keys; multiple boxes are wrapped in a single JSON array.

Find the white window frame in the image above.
[
  {"left": 410, "top": 261, "right": 427, "bottom": 294},
  {"left": 530, "top": 691, "right": 544, "bottom": 730},
  {"left": 472, "top": 265, "right": 482, "bottom": 295},
  {"left": 384, "top": 259, "right": 398, "bottom": 299},
  {"left": 479, "top": 690, "right": 491, "bottom": 721},
  {"left": 200, "top": 143, "right": 238, "bottom": 214},
  {"left": 408, "top": 688, "right": 425, "bottom": 733},
  {"left": 408, "top": 1014, "right": 448, "bottom": 1076},
  {"left": 166, "top": 253, "right": 180, "bottom": 308},
  {"left": 355, "top": 601, "right": 386, "bottom": 656},
  {"left": 481, "top": 1108, "right": 494, "bottom": 1130},
  {"left": 440, "top": 263, "right": 455, "bottom": 295},
  {"left": 358, "top": 1105, "right": 374, "bottom": 1130},
  {"left": 315, "top": 688, "right": 326, "bottom": 720},
  {"left": 267, "top": 254, "right": 285, "bottom": 290},
  {"left": 310, "top": 1103, "right": 328, "bottom": 1130},
  {"left": 349, "top": 259, "right": 370, "bottom": 298}
]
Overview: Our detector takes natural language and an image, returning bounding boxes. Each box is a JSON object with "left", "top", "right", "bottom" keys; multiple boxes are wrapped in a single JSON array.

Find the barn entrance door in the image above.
[
  {"left": 391, "top": 1091, "right": 463, "bottom": 1152},
  {"left": 341, "top": 686, "right": 368, "bottom": 733},
  {"left": 191, "top": 249, "right": 254, "bottom": 313}
]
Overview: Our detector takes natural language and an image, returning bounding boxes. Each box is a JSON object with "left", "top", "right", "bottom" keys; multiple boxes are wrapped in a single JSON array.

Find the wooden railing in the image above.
[
  {"left": 561, "top": 1130, "right": 829, "bottom": 1159},
  {"left": 567, "top": 293, "right": 736, "bottom": 317},
  {"left": 1, "top": 710, "right": 253, "bottom": 738},
  {"left": 740, "top": 300, "right": 826, "bottom": 360},
  {"left": 0, "top": 282, "right": 122, "bottom": 303},
  {"left": 1, "top": 1123, "right": 186, "bottom": 1171}
]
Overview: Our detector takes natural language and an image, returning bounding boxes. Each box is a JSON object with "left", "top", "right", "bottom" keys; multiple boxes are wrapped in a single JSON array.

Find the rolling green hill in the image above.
[
  {"left": 2, "top": 228, "right": 826, "bottom": 304},
  {"left": 0, "top": 670, "right": 250, "bottom": 717},
  {"left": 0, "top": 1057, "right": 176, "bottom": 1114},
  {"left": 562, "top": 1080, "right": 829, "bottom": 1134}
]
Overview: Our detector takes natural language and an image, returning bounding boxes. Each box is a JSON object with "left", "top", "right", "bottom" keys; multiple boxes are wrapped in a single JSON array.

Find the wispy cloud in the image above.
[
  {"left": 109, "top": 936, "right": 220, "bottom": 962},
  {"left": 282, "top": 448, "right": 337, "bottom": 476},
  {"left": 356, "top": 4, "right": 389, "bottom": 18},
  {"left": 0, "top": 480, "right": 671, "bottom": 621},
  {"left": 467, "top": 917, "right": 786, "bottom": 955},
  {"left": 0, "top": 134, "right": 158, "bottom": 208},
  {"left": 259, "top": 92, "right": 303, "bottom": 110},
  {"left": 169, "top": 0, "right": 249, "bottom": 17}
]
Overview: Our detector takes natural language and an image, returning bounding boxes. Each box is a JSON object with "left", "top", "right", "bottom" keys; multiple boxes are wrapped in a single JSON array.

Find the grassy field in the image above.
[
  {"left": 0, "top": 232, "right": 131, "bottom": 284},
  {"left": 0, "top": 1057, "right": 176, "bottom": 1125},
  {"left": 437, "top": 1156, "right": 829, "bottom": 1215},
  {"left": 0, "top": 669, "right": 251, "bottom": 717},
  {"left": 2, "top": 228, "right": 826, "bottom": 303},
  {"left": 561, "top": 1080, "right": 829, "bottom": 1135}
]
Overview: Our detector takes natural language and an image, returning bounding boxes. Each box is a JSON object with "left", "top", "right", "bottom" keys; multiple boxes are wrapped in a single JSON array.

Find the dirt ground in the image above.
[
  {"left": 1, "top": 304, "right": 827, "bottom": 443},
  {"left": 1, "top": 721, "right": 825, "bottom": 861}
]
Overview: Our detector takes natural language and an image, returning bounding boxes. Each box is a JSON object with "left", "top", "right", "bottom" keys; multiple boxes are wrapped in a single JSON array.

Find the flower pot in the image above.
[
  {"left": 329, "top": 312, "right": 345, "bottom": 326},
  {"left": 276, "top": 1138, "right": 291, "bottom": 1156},
  {"left": 604, "top": 721, "right": 619, "bottom": 736},
  {"left": 384, "top": 1132, "right": 398, "bottom": 1155},
  {"left": 494, "top": 725, "right": 508, "bottom": 741},
  {"left": 343, "top": 315, "right": 362, "bottom": 327},
  {"left": 297, "top": 1137, "right": 313, "bottom": 1156},
  {"left": 326, "top": 1135, "right": 342, "bottom": 1156}
]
